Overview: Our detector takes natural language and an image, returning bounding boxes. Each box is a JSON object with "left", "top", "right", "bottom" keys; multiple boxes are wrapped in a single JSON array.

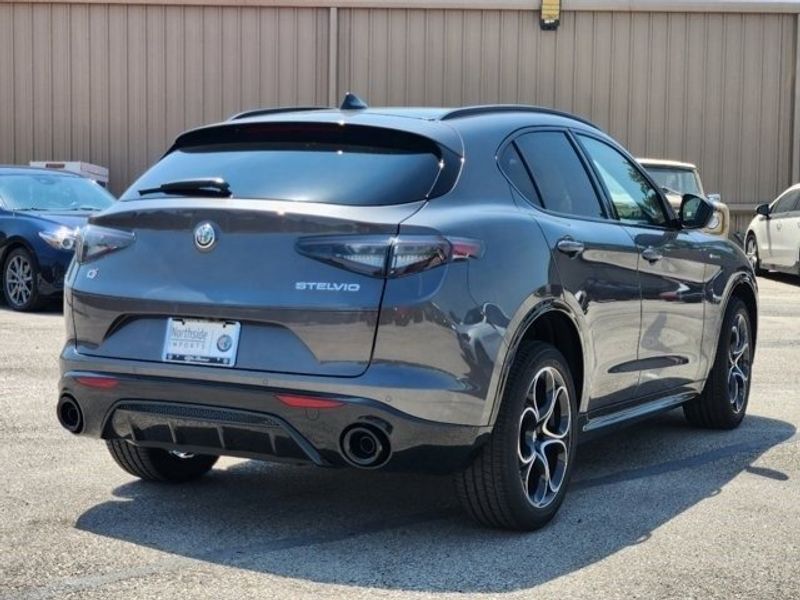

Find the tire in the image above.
[
  {"left": 455, "top": 342, "right": 578, "bottom": 530},
  {"left": 745, "top": 234, "right": 763, "bottom": 276},
  {"left": 3, "top": 247, "right": 45, "bottom": 311},
  {"left": 106, "top": 440, "right": 219, "bottom": 482},
  {"left": 683, "top": 297, "right": 752, "bottom": 430}
]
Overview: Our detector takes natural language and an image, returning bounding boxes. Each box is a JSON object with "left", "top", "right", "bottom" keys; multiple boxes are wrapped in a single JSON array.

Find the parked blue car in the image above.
[{"left": 0, "top": 166, "right": 115, "bottom": 311}]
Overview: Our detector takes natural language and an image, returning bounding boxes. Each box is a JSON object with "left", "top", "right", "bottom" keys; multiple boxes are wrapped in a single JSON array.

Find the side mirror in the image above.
[
  {"left": 756, "top": 203, "right": 771, "bottom": 218},
  {"left": 679, "top": 194, "right": 714, "bottom": 230}
]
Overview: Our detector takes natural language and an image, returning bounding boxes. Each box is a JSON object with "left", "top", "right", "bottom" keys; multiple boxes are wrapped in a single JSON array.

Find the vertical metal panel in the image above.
[
  {"left": 0, "top": 3, "right": 794, "bottom": 205},
  {"left": 0, "top": 3, "right": 328, "bottom": 194},
  {"left": 337, "top": 8, "right": 797, "bottom": 206}
]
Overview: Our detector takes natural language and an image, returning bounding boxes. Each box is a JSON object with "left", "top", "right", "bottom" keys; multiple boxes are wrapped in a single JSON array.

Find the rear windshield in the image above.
[
  {"left": 0, "top": 173, "right": 115, "bottom": 212},
  {"left": 122, "top": 124, "right": 445, "bottom": 206},
  {"left": 645, "top": 167, "right": 702, "bottom": 197}
]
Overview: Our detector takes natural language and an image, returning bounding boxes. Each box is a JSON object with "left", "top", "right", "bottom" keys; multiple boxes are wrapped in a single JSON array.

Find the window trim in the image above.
[
  {"left": 572, "top": 131, "right": 680, "bottom": 231},
  {"left": 496, "top": 125, "right": 612, "bottom": 223}
]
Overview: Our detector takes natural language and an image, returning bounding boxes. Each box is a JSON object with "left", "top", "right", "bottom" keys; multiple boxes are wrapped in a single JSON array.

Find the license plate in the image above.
[{"left": 162, "top": 318, "right": 241, "bottom": 367}]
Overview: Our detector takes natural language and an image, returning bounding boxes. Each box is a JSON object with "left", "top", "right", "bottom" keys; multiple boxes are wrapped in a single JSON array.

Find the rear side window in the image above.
[
  {"left": 122, "top": 124, "right": 448, "bottom": 206},
  {"left": 498, "top": 144, "right": 541, "bottom": 206},
  {"left": 514, "top": 132, "right": 605, "bottom": 219}
]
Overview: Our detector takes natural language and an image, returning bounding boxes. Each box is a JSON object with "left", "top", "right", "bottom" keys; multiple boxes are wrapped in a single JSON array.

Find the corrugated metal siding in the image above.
[
  {"left": 0, "top": 3, "right": 329, "bottom": 194},
  {"left": 338, "top": 9, "right": 798, "bottom": 206},
  {"left": 0, "top": 4, "right": 796, "bottom": 206}
]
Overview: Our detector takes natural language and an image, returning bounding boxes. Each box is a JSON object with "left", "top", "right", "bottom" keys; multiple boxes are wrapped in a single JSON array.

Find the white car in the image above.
[{"left": 745, "top": 183, "right": 800, "bottom": 276}]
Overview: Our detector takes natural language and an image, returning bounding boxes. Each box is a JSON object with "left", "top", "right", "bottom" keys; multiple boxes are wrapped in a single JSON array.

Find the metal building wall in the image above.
[
  {"left": 338, "top": 9, "right": 798, "bottom": 210},
  {"left": 0, "top": 2, "right": 796, "bottom": 211},
  {"left": 0, "top": 3, "right": 329, "bottom": 193}
]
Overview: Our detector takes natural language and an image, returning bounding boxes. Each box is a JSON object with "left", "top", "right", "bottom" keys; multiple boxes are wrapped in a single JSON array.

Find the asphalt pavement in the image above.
[{"left": 1, "top": 275, "right": 799, "bottom": 599}]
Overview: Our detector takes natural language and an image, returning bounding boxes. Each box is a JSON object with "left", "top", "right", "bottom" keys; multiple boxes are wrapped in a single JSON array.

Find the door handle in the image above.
[
  {"left": 556, "top": 238, "right": 585, "bottom": 257},
  {"left": 641, "top": 247, "right": 663, "bottom": 263}
]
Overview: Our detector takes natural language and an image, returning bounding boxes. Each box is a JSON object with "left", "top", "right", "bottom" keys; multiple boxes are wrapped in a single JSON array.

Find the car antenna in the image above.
[{"left": 340, "top": 92, "right": 368, "bottom": 110}]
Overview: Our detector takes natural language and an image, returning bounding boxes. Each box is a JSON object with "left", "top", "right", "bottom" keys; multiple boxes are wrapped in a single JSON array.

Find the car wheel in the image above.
[
  {"left": 684, "top": 298, "right": 752, "bottom": 429},
  {"left": 745, "top": 234, "right": 762, "bottom": 275},
  {"left": 106, "top": 439, "right": 219, "bottom": 482},
  {"left": 3, "top": 247, "right": 44, "bottom": 312},
  {"left": 455, "top": 342, "right": 577, "bottom": 530}
]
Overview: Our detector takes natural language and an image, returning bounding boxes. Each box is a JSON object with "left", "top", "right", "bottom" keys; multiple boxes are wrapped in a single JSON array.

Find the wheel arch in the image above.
[
  {"left": 484, "top": 300, "right": 587, "bottom": 427},
  {"left": 728, "top": 275, "right": 758, "bottom": 351},
  {"left": 0, "top": 237, "right": 39, "bottom": 280}
]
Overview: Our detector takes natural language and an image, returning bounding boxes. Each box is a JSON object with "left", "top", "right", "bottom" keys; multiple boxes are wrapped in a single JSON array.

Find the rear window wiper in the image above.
[{"left": 138, "top": 177, "right": 232, "bottom": 198}]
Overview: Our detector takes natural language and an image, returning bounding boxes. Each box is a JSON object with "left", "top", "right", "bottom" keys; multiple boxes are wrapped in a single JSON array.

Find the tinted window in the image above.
[
  {"left": 515, "top": 132, "right": 604, "bottom": 218},
  {"left": 122, "top": 124, "right": 445, "bottom": 206},
  {"left": 0, "top": 173, "right": 115, "bottom": 212},
  {"left": 580, "top": 136, "right": 667, "bottom": 226},
  {"left": 498, "top": 143, "right": 541, "bottom": 206}
]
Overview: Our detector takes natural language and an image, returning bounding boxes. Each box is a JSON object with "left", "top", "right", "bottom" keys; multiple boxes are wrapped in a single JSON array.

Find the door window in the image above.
[
  {"left": 514, "top": 132, "right": 605, "bottom": 219},
  {"left": 578, "top": 136, "right": 668, "bottom": 226}
]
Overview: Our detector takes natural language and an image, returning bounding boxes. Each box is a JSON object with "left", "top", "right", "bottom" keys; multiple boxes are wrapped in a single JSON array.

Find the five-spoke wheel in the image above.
[
  {"left": 517, "top": 366, "right": 571, "bottom": 509},
  {"left": 456, "top": 342, "right": 576, "bottom": 530},
  {"left": 728, "top": 312, "right": 751, "bottom": 413}
]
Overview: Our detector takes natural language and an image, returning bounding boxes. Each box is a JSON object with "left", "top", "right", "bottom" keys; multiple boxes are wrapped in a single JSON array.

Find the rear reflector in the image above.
[
  {"left": 75, "top": 376, "right": 119, "bottom": 389},
  {"left": 276, "top": 393, "right": 344, "bottom": 409}
]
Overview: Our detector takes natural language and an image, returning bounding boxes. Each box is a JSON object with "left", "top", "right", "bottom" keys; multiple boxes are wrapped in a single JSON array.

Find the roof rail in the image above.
[
  {"left": 439, "top": 105, "right": 599, "bottom": 129},
  {"left": 228, "top": 106, "right": 329, "bottom": 121}
]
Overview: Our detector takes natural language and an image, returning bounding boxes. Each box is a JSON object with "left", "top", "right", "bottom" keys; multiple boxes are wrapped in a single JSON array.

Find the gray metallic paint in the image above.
[{"left": 59, "top": 107, "right": 758, "bottom": 469}]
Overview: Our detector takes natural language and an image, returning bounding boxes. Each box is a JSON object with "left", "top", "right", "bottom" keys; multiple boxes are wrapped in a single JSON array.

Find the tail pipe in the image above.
[
  {"left": 57, "top": 395, "right": 84, "bottom": 434},
  {"left": 340, "top": 424, "right": 391, "bottom": 469}
]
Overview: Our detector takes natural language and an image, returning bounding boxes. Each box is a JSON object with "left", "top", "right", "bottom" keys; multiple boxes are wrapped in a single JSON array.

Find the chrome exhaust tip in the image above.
[{"left": 340, "top": 424, "right": 391, "bottom": 468}]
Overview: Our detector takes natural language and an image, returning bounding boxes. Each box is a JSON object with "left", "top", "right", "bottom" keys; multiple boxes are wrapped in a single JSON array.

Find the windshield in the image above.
[
  {"left": 645, "top": 167, "right": 702, "bottom": 196},
  {"left": 122, "top": 124, "right": 446, "bottom": 206},
  {"left": 0, "top": 173, "right": 115, "bottom": 212}
]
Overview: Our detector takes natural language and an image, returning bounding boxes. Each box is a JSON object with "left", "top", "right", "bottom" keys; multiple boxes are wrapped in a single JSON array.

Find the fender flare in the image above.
[{"left": 480, "top": 295, "right": 590, "bottom": 427}]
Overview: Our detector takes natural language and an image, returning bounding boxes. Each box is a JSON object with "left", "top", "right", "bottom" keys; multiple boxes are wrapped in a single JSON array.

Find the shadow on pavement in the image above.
[
  {"left": 760, "top": 272, "right": 800, "bottom": 287},
  {"left": 76, "top": 411, "right": 794, "bottom": 592}
]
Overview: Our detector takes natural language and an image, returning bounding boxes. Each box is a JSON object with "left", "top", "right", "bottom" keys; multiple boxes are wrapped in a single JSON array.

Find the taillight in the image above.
[
  {"left": 75, "top": 225, "right": 136, "bottom": 264},
  {"left": 296, "top": 235, "right": 482, "bottom": 278}
]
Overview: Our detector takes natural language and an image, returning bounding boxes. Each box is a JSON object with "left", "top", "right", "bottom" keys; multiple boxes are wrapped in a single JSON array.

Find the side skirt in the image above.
[{"left": 581, "top": 391, "right": 696, "bottom": 434}]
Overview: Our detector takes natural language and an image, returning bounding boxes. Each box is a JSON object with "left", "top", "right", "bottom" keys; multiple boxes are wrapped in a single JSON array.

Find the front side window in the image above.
[
  {"left": 514, "top": 131, "right": 605, "bottom": 219},
  {"left": 579, "top": 136, "right": 668, "bottom": 227},
  {"left": 0, "top": 173, "right": 115, "bottom": 212}
]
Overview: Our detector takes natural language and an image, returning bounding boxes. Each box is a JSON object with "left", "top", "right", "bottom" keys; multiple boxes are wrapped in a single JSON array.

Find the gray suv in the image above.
[{"left": 57, "top": 99, "right": 758, "bottom": 530}]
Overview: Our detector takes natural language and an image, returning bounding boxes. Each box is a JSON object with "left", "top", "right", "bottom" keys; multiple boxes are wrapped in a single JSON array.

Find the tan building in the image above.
[{"left": 1, "top": 0, "right": 799, "bottom": 231}]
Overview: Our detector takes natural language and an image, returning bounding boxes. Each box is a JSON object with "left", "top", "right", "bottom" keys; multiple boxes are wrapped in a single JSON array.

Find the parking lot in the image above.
[{"left": 1, "top": 274, "right": 798, "bottom": 600}]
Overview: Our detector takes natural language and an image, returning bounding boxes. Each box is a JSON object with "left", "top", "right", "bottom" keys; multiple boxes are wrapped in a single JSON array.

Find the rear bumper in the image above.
[{"left": 59, "top": 349, "right": 490, "bottom": 474}]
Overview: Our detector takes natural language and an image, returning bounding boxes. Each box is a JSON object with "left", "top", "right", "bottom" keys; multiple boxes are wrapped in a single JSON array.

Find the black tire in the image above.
[
  {"left": 684, "top": 297, "right": 752, "bottom": 429},
  {"left": 3, "top": 247, "right": 45, "bottom": 312},
  {"left": 106, "top": 440, "right": 219, "bottom": 482},
  {"left": 745, "top": 233, "right": 763, "bottom": 275},
  {"left": 455, "top": 342, "right": 578, "bottom": 530}
]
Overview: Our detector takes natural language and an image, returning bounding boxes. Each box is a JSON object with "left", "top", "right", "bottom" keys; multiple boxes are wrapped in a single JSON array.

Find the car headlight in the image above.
[
  {"left": 706, "top": 210, "right": 721, "bottom": 231},
  {"left": 38, "top": 227, "right": 78, "bottom": 251}
]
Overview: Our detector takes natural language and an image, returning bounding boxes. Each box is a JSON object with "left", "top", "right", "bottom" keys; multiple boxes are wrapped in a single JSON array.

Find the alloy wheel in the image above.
[
  {"left": 517, "top": 366, "right": 572, "bottom": 509},
  {"left": 728, "top": 313, "right": 751, "bottom": 413},
  {"left": 5, "top": 254, "right": 33, "bottom": 308}
]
